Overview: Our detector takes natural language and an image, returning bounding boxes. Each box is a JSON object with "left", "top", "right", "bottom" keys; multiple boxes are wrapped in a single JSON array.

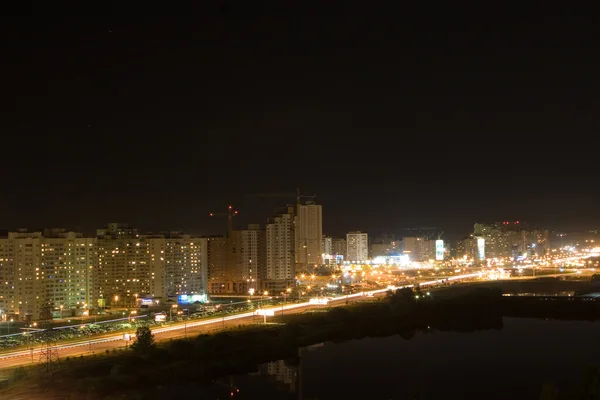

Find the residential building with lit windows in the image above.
[
  {"left": 295, "top": 202, "right": 323, "bottom": 268},
  {"left": 346, "top": 231, "right": 368, "bottom": 262},
  {"left": 266, "top": 207, "right": 295, "bottom": 280},
  {"left": 96, "top": 223, "right": 150, "bottom": 308},
  {"left": 0, "top": 229, "right": 95, "bottom": 322},
  {"left": 472, "top": 222, "right": 551, "bottom": 259},
  {"left": 239, "top": 224, "right": 266, "bottom": 293},
  {"left": 146, "top": 233, "right": 207, "bottom": 300}
]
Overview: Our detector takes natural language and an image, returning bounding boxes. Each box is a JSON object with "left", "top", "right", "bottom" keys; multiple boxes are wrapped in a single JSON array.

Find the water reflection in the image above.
[
  {"left": 236, "top": 343, "right": 323, "bottom": 399},
  {"left": 201, "top": 318, "right": 600, "bottom": 400},
  {"left": 253, "top": 359, "right": 298, "bottom": 393}
]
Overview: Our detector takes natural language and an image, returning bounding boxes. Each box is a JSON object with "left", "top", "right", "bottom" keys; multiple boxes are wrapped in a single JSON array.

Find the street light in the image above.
[
  {"left": 59, "top": 305, "right": 63, "bottom": 319},
  {"left": 281, "top": 287, "right": 292, "bottom": 318},
  {"left": 114, "top": 295, "right": 119, "bottom": 307},
  {"left": 262, "top": 291, "right": 269, "bottom": 307},
  {"left": 177, "top": 310, "right": 188, "bottom": 337}
]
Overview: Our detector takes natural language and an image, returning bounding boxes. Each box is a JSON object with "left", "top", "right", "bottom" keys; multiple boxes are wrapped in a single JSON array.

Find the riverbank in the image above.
[{"left": 6, "top": 285, "right": 600, "bottom": 399}]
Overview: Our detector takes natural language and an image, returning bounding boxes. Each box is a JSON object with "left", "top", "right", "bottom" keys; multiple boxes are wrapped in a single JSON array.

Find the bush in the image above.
[{"left": 130, "top": 326, "right": 155, "bottom": 356}]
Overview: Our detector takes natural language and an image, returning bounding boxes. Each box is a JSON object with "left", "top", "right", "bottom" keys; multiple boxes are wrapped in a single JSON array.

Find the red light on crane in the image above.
[
  {"left": 209, "top": 213, "right": 213, "bottom": 217},
  {"left": 228, "top": 205, "right": 232, "bottom": 209},
  {"left": 234, "top": 211, "right": 238, "bottom": 214},
  {"left": 516, "top": 221, "right": 519, "bottom": 224}
]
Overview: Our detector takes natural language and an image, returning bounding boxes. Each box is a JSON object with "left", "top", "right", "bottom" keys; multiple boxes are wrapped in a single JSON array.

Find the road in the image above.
[
  {"left": 0, "top": 291, "right": 388, "bottom": 370},
  {"left": 0, "top": 272, "right": 480, "bottom": 371}
]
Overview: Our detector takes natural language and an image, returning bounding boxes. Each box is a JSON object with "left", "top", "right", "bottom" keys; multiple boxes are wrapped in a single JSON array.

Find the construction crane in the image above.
[
  {"left": 246, "top": 188, "right": 316, "bottom": 207},
  {"left": 209, "top": 205, "right": 238, "bottom": 237}
]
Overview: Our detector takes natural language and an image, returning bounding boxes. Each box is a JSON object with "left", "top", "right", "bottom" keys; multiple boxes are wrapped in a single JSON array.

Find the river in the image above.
[{"left": 192, "top": 317, "right": 600, "bottom": 399}]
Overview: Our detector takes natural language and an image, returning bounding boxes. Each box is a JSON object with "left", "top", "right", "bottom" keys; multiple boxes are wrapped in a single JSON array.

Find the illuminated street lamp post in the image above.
[
  {"left": 281, "top": 287, "right": 292, "bottom": 318},
  {"left": 170, "top": 304, "right": 178, "bottom": 322},
  {"left": 30, "top": 322, "right": 37, "bottom": 363},
  {"left": 262, "top": 291, "right": 268, "bottom": 307},
  {"left": 177, "top": 309, "right": 188, "bottom": 337}
]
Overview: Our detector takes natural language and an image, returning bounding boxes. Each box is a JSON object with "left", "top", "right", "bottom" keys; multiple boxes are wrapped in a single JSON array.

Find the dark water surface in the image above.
[{"left": 195, "top": 317, "right": 600, "bottom": 399}]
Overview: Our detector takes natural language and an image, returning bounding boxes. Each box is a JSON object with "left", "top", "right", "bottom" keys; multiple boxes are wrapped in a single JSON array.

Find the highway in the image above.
[{"left": 0, "top": 273, "right": 478, "bottom": 370}]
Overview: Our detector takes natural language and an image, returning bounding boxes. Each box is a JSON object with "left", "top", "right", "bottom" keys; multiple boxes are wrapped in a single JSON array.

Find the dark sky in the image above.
[{"left": 1, "top": 3, "right": 598, "bottom": 238}]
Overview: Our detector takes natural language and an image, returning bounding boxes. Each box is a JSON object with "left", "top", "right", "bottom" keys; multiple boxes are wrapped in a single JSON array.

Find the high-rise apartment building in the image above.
[
  {"left": 0, "top": 229, "right": 95, "bottom": 321},
  {"left": 204, "top": 231, "right": 246, "bottom": 294},
  {"left": 332, "top": 238, "right": 347, "bottom": 259},
  {"left": 371, "top": 238, "right": 403, "bottom": 257},
  {"left": 322, "top": 236, "right": 333, "bottom": 256},
  {"left": 266, "top": 207, "right": 295, "bottom": 281},
  {"left": 402, "top": 237, "right": 426, "bottom": 262},
  {"left": 239, "top": 224, "right": 266, "bottom": 293},
  {"left": 41, "top": 229, "right": 96, "bottom": 316},
  {"left": 204, "top": 236, "right": 229, "bottom": 294},
  {"left": 146, "top": 233, "right": 207, "bottom": 300},
  {"left": 346, "top": 232, "right": 369, "bottom": 262},
  {"left": 295, "top": 202, "right": 323, "bottom": 268},
  {"left": 96, "top": 223, "right": 150, "bottom": 307}
]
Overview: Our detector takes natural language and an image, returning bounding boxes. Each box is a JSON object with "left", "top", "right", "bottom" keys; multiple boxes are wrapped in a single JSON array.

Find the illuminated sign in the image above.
[
  {"left": 140, "top": 298, "right": 153, "bottom": 305},
  {"left": 154, "top": 313, "right": 166, "bottom": 322},
  {"left": 308, "top": 297, "right": 329, "bottom": 305},
  {"left": 178, "top": 294, "right": 207, "bottom": 304},
  {"left": 372, "top": 255, "right": 410, "bottom": 266},
  {"left": 477, "top": 237, "right": 485, "bottom": 260},
  {"left": 254, "top": 309, "right": 275, "bottom": 316},
  {"left": 435, "top": 240, "right": 444, "bottom": 261}
]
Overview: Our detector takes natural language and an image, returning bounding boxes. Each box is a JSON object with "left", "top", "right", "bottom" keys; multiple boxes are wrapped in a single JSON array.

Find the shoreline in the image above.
[{"left": 5, "top": 284, "right": 600, "bottom": 399}]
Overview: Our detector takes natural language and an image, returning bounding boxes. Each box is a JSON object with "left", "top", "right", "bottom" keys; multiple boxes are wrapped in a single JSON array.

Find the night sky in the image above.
[{"left": 2, "top": 3, "right": 598, "bottom": 238}]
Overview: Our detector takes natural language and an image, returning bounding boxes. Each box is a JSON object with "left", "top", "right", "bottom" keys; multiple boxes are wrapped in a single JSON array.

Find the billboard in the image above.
[
  {"left": 177, "top": 294, "right": 208, "bottom": 304},
  {"left": 435, "top": 240, "right": 444, "bottom": 261},
  {"left": 477, "top": 237, "right": 485, "bottom": 260}
]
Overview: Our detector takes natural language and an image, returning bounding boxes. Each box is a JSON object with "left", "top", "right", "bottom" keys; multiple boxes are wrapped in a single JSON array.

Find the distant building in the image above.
[
  {"left": 332, "top": 238, "right": 347, "bottom": 258},
  {"left": 204, "top": 236, "right": 229, "bottom": 294},
  {"left": 266, "top": 206, "right": 296, "bottom": 281},
  {"left": 295, "top": 202, "right": 323, "bottom": 268},
  {"left": 472, "top": 222, "right": 550, "bottom": 259},
  {"left": 322, "top": 236, "right": 333, "bottom": 256},
  {"left": 239, "top": 224, "right": 266, "bottom": 293},
  {"left": 370, "top": 238, "right": 402, "bottom": 257},
  {"left": 402, "top": 237, "right": 425, "bottom": 262},
  {"left": 346, "top": 232, "right": 369, "bottom": 262}
]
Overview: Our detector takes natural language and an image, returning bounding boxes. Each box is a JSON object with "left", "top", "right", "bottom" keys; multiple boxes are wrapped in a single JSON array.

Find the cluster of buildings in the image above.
[
  {"left": 456, "top": 222, "right": 550, "bottom": 261},
  {"left": 0, "top": 225, "right": 207, "bottom": 322},
  {"left": 366, "top": 223, "right": 551, "bottom": 263},
  {"left": 0, "top": 201, "right": 332, "bottom": 321},
  {"left": 0, "top": 207, "right": 553, "bottom": 322}
]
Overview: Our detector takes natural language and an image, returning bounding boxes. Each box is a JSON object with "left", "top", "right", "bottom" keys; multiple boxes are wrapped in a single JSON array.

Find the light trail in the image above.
[{"left": 0, "top": 315, "right": 148, "bottom": 339}]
